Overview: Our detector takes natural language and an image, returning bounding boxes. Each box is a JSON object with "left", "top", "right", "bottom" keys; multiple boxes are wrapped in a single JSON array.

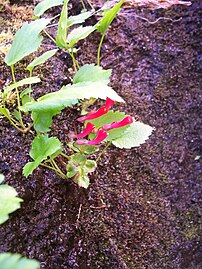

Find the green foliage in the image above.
[
  {"left": 67, "top": 11, "right": 92, "bottom": 27},
  {"left": 112, "top": 121, "right": 153, "bottom": 149},
  {"left": 5, "top": 19, "right": 50, "bottom": 66},
  {"left": 0, "top": 107, "right": 12, "bottom": 121},
  {"left": 27, "top": 49, "right": 58, "bottom": 72},
  {"left": 66, "top": 153, "right": 97, "bottom": 188},
  {"left": 88, "top": 110, "right": 130, "bottom": 141},
  {"left": 73, "top": 64, "right": 111, "bottom": 84},
  {"left": 34, "top": 0, "right": 64, "bottom": 17},
  {"left": 66, "top": 26, "right": 95, "bottom": 48},
  {"left": 0, "top": 175, "right": 23, "bottom": 225},
  {"left": 23, "top": 134, "right": 62, "bottom": 177},
  {"left": 56, "top": 0, "right": 69, "bottom": 48},
  {"left": 0, "top": 253, "right": 40, "bottom": 269},
  {"left": 96, "top": 0, "right": 124, "bottom": 34},
  {"left": 3, "top": 77, "right": 41, "bottom": 97}
]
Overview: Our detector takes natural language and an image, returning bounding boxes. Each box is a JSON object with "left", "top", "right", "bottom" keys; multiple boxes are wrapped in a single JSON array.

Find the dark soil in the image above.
[{"left": 0, "top": 1, "right": 201, "bottom": 268}]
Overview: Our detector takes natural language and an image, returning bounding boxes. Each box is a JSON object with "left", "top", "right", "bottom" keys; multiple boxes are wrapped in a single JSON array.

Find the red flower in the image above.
[
  {"left": 76, "top": 129, "right": 108, "bottom": 145},
  {"left": 102, "top": 116, "right": 133, "bottom": 131},
  {"left": 77, "top": 97, "right": 115, "bottom": 122},
  {"left": 76, "top": 122, "right": 95, "bottom": 138}
]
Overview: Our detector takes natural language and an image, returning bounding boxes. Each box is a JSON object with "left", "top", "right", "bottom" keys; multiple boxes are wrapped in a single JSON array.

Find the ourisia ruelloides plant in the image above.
[{"left": 1, "top": 0, "right": 154, "bottom": 188}]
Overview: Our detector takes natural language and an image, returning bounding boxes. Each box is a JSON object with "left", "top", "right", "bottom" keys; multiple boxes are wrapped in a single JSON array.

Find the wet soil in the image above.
[{"left": 0, "top": 1, "right": 201, "bottom": 268}]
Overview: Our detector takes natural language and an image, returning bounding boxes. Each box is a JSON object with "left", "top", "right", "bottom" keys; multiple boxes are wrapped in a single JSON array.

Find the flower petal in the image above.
[
  {"left": 103, "top": 116, "right": 133, "bottom": 131},
  {"left": 88, "top": 129, "right": 108, "bottom": 145},
  {"left": 76, "top": 122, "right": 95, "bottom": 138},
  {"left": 105, "top": 97, "right": 115, "bottom": 110},
  {"left": 77, "top": 107, "right": 108, "bottom": 122}
]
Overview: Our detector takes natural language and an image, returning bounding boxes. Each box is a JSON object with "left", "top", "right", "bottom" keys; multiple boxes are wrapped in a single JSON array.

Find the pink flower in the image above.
[
  {"left": 76, "top": 129, "right": 108, "bottom": 145},
  {"left": 102, "top": 116, "right": 133, "bottom": 131},
  {"left": 76, "top": 122, "right": 95, "bottom": 138},
  {"left": 76, "top": 97, "right": 115, "bottom": 122}
]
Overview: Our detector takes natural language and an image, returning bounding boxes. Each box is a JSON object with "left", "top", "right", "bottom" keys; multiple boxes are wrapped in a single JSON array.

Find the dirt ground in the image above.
[{"left": 0, "top": 0, "right": 201, "bottom": 268}]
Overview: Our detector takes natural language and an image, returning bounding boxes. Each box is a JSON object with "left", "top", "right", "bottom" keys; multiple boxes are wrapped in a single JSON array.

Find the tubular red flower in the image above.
[
  {"left": 87, "top": 129, "right": 108, "bottom": 145},
  {"left": 76, "top": 122, "right": 95, "bottom": 138},
  {"left": 102, "top": 116, "right": 133, "bottom": 131},
  {"left": 105, "top": 97, "right": 115, "bottom": 110},
  {"left": 75, "top": 139, "right": 88, "bottom": 145},
  {"left": 77, "top": 107, "right": 108, "bottom": 122},
  {"left": 77, "top": 97, "right": 115, "bottom": 122}
]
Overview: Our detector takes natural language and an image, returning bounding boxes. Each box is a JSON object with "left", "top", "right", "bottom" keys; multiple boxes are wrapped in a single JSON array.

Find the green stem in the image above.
[
  {"left": 11, "top": 65, "right": 25, "bottom": 129},
  {"left": 87, "top": 0, "right": 94, "bottom": 10},
  {"left": 61, "top": 152, "right": 71, "bottom": 160},
  {"left": 97, "top": 33, "right": 105, "bottom": 66},
  {"left": 96, "top": 141, "right": 112, "bottom": 162},
  {"left": 80, "top": 0, "right": 86, "bottom": 10},
  {"left": 40, "top": 163, "right": 66, "bottom": 179},
  {"left": 50, "top": 159, "right": 67, "bottom": 179},
  {"left": 43, "top": 29, "right": 56, "bottom": 44},
  {"left": 29, "top": 69, "right": 33, "bottom": 94},
  {"left": 69, "top": 48, "right": 80, "bottom": 72}
]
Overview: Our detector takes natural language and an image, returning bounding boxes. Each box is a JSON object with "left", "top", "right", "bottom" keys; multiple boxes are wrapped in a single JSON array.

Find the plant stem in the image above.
[
  {"left": 50, "top": 159, "right": 67, "bottom": 179},
  {"left": 61, "top": 152, "right": 71, "bottom": 160},
  {"left": 11, "top": 65, "right": 25, "bottom": 129},
  {"left": 69, "top": 48, "right": 80, "bottom": 72},
  {"left": 40, "top": 163, "right": 66, "bottom": 179},
  {"left": 87, "top": 0, "right": 94, "bottom": 10},
  {"left": 29, "top": 69, "right": 32, "bottom": 94},
  {"left": 43, "top": 29, "right": 56, "bottom": 44},
  {"left": 96, "top": 141, "right": 112, "bottom": 162},
  {"left": 80, "top": 0, "right": 86, "bottom": 10},
  {"left": 97, "top": 33, "right": 105, "bottom": 66}
]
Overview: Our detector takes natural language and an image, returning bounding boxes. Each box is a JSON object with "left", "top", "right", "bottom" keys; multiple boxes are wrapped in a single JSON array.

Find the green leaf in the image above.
[
  {"left": 20, "top": 88, "right": 32, "bottom": 98},
  {"left": 21, "top": 95, "right": 34, "bottom": 106},
  {"left": 0, "top": 253, "right": 40, "bottom": 269},
  {"left": 75, "top": 174, "right": 90, "bottom": 189},
  {"left": 88, "top": 110, "right": 130, "bottom": 141},
  {"left": 84, "top": 160, "right": 97, "bottom": 173},
  {"left": 27, "top": 49, "right": 58, "bottom": 72},
  {"left": 112, "top": 121, "right": 153, "bottom": 149},
  {"left": 14, "top": 110, "right": 21, "bottom": 121},
  {"left": 66, "top": 163, "right": 77, "bottom": 178},
  {"left": 0, "top": 180, "right": 23, "bottom": 225},
  {"left": 56, "top": 0, "right": 69, "bottom": 48},
  {"left": 3, "top": 77, "right": 41, "bottom": 97},
  {"left": 96, "top": 0, "right": 124, "bottom": 34},
  {"left": 5, "top": 18, "right": 51, "bottom": 66},
  {"left": 71, "top": 153, "right": 87, "bottom": 165},
  {"left": 0, "top": 107, "right": 11, "bottom": 120},
  {"left": 23, "top": 134, "right": 62, "bottom": 177},
  {"left": 21, "top": 81, "right": 124, "bottom": 113},
  {"left": 0, "top": 174, "right": 5, "bottom": 184},
  {"left": 31, "top": 109, "right": 61, "bottom": 132},
  {"left": 73, "top": 64, "right": 111, "bottom": 84},
  {"left": 34, "top": 0, "right": 64, "bottom": 17},
  {"left": 67, "top": 26, "right": 95, "bottom": 48},
  {"left": 67, "top": 11, "right": 92, "bottom": 27}
]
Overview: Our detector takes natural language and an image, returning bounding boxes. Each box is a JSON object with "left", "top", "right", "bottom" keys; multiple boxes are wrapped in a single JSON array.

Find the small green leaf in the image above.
[
  {"left": 21, "top": 95, "right": 34, "bottom": 106},
  {"left": 112, "top": 121, "right": 153, "bottom": 149},
  {"left": 5, "top": 18, "right": 50, "bottom": 66},
  {"left": 67, "top": 11, "right": 92, "bottom": 27},
  {"left": 0, "top": 180, "right": 23, "bottom": 225},
  {"left": 14, "top": 110, "right": 21, "bottom": 121},
  {"left": 71, "top": 153, "right": 87, "bottom": 165},
  {"left": 56, "top": 0, "right": 69, "bottom": 48},
  {"left": 73, "top": 64, "right": 111, "bottom": 84},
  {"left": 88, "top": 110, "right": 129, "bottom": 141},
  {"left": 96, "top": 0, "right": 124, "bottom": 34},
  {"left": 3, "top": 77, "right": 41, "bottom": 97},
  {"left": 0, "top": 174, "right": 4, "bottom": 184},
  {"left": 20, "top": 88, "right": 32, "bottom": 98},
  {"left": 75, "top": 174, "right": 90, "bottom": 189},
  {"left": 27, "top": 49, "right": 58, "bottom": 72},
  {"left": 84, "top": 160, "right": 97, "bottom": 173},
  {"left": 31, "top": 109, "right": 61, "bottom": 132},
  {"left": 0, "top": 107, "right": 11, "bottom": 120},
  {"left": 67, "top": 26, "right": 95, "bottom": 48},
  {"left": 0, "top": 253, "right": 40, "bottom": 269},
  {"left": 66, "top": 163, "right": 77, "bottom": 178},
  {"left": 34, "top": 0, "right": 64, "bottom": 17},
  {"left": 23, "top": 134, "right": 62, "bottom": 177}
]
